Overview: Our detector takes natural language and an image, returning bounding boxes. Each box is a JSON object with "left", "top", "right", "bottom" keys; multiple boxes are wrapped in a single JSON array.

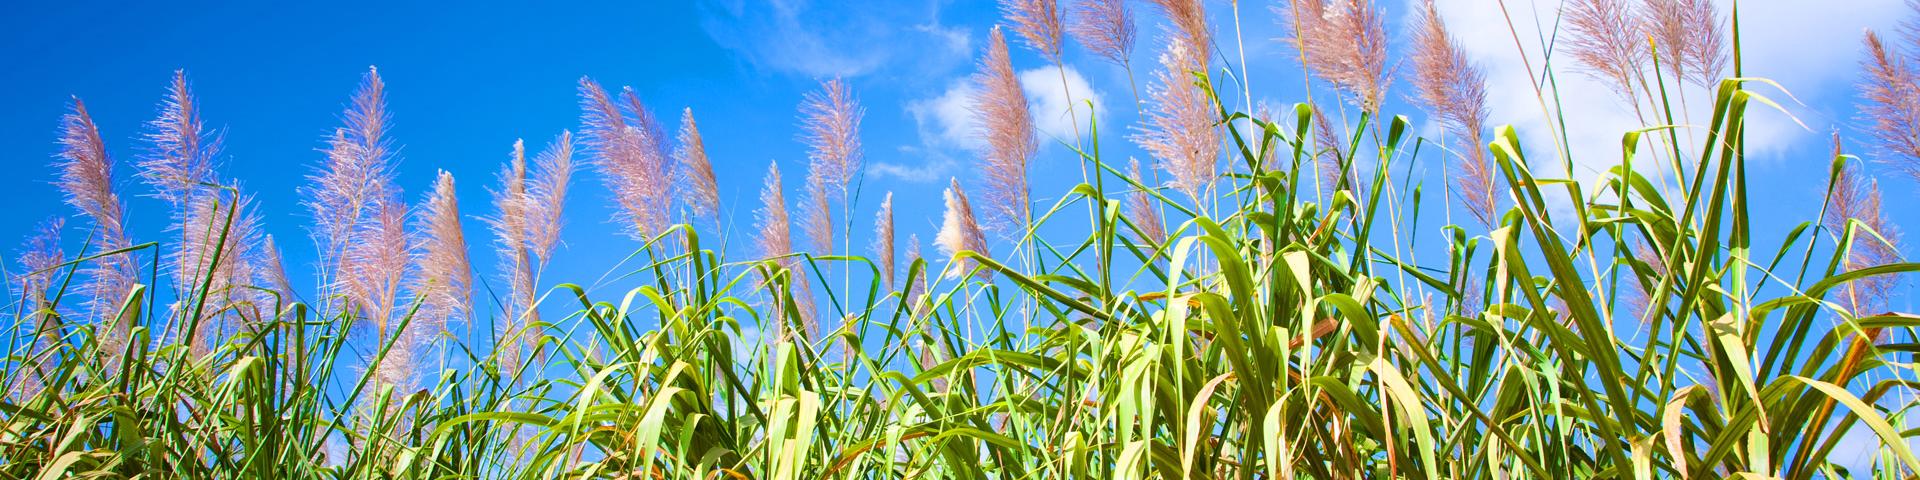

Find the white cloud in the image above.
[
  {"left": 1735, "top": 0, "right": 1906, "bottom": 155},
  {"left": 873, "top": 82, "right": 976, "bottom": 183},
  {"left": 870, "top": 144, "right": 958, "bottom": 182},
  {"left": 1019, "top": 65, "right": 1104, "bottom": 145},
  {"left": 914, "top": 21, "right": 973, "bottom": 56},
  {"left": 904, "top": 65, "right": 1106, "bottom": 152},
  {"left": 907, "top": 79, "right": 982, "bottom": 151},
  {"left": 698, "top": 0, "right": 971, "bottom": 78},
  {"left": 879, "top": 66, "right": 1105, "bottom": 183}
]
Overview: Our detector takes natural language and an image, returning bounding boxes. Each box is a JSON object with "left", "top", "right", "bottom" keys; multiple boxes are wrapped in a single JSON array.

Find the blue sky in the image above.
[
  {"left": 2, "top": 0, "right": 1917, "bottom": 465},
  {"left": 1, "top": 0, "right": 1912, "bottom": 319}
]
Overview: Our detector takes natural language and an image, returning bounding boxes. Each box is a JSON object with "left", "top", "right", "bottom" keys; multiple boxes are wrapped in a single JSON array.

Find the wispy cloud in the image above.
[
  {"left": 871, "top": 144, "right": 960, "bottom": 182},
  {"left": 699, "top": 0, "right": 972, "bottom": 79},
  {"left": 915, "top": 20, "right": 973, "bottom": 56},
  {"left": 908, "top": 79, "right": 981, "bottom": 151},
  {"left": 1020, "top": 65, "right": 1102, "bottom": 144},
  {"left": 875, "top": 84, "right": 976, "bottom": 182},
  {"left": 882, "top": 65, "right": 1102, "bottom": 183},
  {"left": 1736, "top": 0, "right": 1906, "bottom": 152}
]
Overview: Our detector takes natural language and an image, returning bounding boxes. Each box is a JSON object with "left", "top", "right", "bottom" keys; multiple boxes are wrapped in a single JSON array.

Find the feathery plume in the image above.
[
  {"left": 1125, "top": 159, "right": 1166, "bottom": 247},
  {"left": 340, "top": 195, "right": 403, "bottom": 393},
  {"left": 260, "top": 234, "right": 295, "bottom": 304},
  {"left": 307, "top": 67, "right": 399, "bottom": 296},
  {"left": 755, "top": 162, "right": 816, "bottom": 340},
  {"left": 373, "top": 170, "right": 470, "bottom": 398},
  {"left": 800, "top": 78, "right": 864, "bottom": 197},
  {"left": 873, "top": 192, "right": 896, "bottom": 291},
  {"left": 1411, "top": 1, "right": 1496, "bottom": 226},
  {"left": 526, "top": 132, "right": 575, "bottom": 261},
  {"left": 348, "top": 68, "right": 392, "bottom": 171},
  {"left": 175, "top": 193, "right": 265, "bottom": 357},
  {"left": 797, "top": 78, "right": 862, "bottom": 258},
  {"left": 1623, "top": 241, "right": 1667, "bottom": 321},
  {"left": 1564, "top": 0, "right": 1647, "bottom": 98},
  {"left": 140, "top": 70, "right": 268, "bottom": 343},
  {"left": 492, "top": 141, "right": 531, "bottom": 258},
  {"left": 410, "top": 171, "right": 472, "bottom": 337},
  {"left": 140, "top": 70, "right": 219, "bottom": 206},
  {"left": 936, "top": 178, "right": 992, "bottom": 280},
  {"left": 489, "top": 140, "right": 537, "bottom": 375},
  {"left": 1410, "top": 1, "right": 1486, "bottom": 138},
  {"left": 1312, "top": 103, "right": 1349, "bottom": 194},
  {"left": 1002, "top": 0, "right": 1066, "bottom": 61},
  {"left": 1820, "top": 169, "right": 1896, "bottom": 314},
  {"left": 1860, "top": 31, "right": 1920, "bottom": 181},
  {"left": 1133, "top": 40, "right": 1219, "bottom": 201},
  {"left": 1826, "top": 132, "right": 1851, "bottom": 234},
  {"left": 902, "top": 233, "right": 936, "bottom": 388},
  {"left": 187, "top": 195, "right": 264, "bottom": 298},
  {"left": 621, "top": 88, "right": 674, "bottom": 174},
  {"left": 904, "top": 234, "right": 927, "bottom": 306},
  {"left": 230, "top": 198, "right": 268, "bottom": 291},
  {"left": 916, "top": 336, "right": 950, "bottom": 394},
  {"left": 1147, "top": 0, "right": 1211, "bottom": 62},
  {"left": 309, "top": 129, "right": 367, "bottom": 267},
  {"left": 1644, "top": 0, "right": 1726, "bottom": 86},
  {"left": 1825, "top": 153, "right": 1904, "bottom": 314},
  {"left": 976, "top": 27, "right": 1039, "bottom": 230},
  {"left": 15, "top": 218, "right": 64, "bottom": 304},
  {"left": 345, "top": 198, "right": 411, "bottom": 340},
  {"left": 373, "top": 332, "right": 420, "bottom": 395},
  {"left": 223, "top": 199, "right": 264, "bottom": 295},
  {"left": 1282, "top": 0, "right": 1390, "bottom": 110},
  {"left": 1451, "top": 148, "right": 1498, "bottom": 227},
  {"left": 579, "top": 78, "right": 672, "bottom": 239},
  {"left": 1070, "top": 0, "right": 1136, "bottom": 66},
  {"left": 16, "top": 218, "right": 65, "bottom": 336},
  {"left": 13, "top": 218, "right": 64, "bottom": 397},
  {"left": 803, "top": 177, "right": 835, "bottom": 254},
  {"left": 56, "top": 99, "right": 139, "bottom": 323},
  {"left": 676, "top": 109, "right": 722, "bottom": 221},
  {"left": 756, "top": 163, "right": 795, "bottom": 274},
  {"left": 1252, "top": 103, "right": 1282, "bottom": 170}
]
